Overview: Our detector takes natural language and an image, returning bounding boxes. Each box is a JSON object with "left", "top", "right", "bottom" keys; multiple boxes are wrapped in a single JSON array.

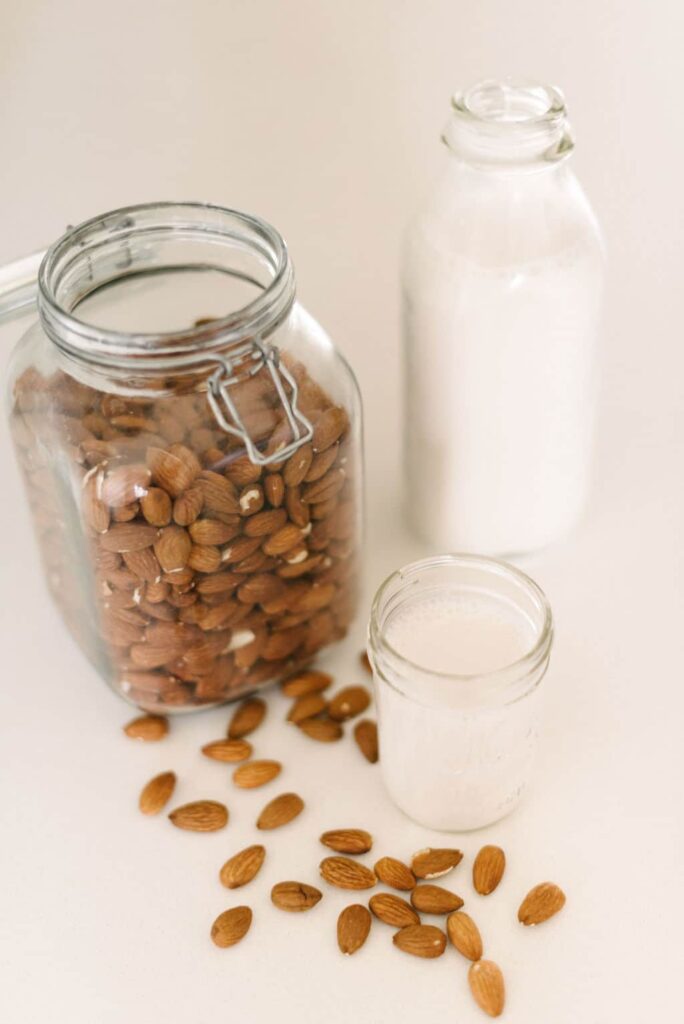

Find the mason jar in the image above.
[{"left": 6, "top": 202, "right": 362, "bottom": 712}]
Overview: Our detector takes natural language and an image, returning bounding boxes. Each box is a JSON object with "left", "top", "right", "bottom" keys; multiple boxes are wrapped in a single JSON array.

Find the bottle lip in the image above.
[
  {"left": 443, "top": 78, "right": 574, "bottom": 168},
  {"left": 37, "top": 201, "right": 296, "bottom": 367}
]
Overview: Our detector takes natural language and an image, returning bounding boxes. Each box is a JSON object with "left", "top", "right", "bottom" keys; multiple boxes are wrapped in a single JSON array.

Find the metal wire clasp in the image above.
[{"left": 206, "top": 339, "right": 313, "bottom": 466}]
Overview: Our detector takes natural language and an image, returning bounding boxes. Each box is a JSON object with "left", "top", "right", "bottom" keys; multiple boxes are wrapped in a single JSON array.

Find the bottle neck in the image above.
[{"left": 442, "top": 79, "right": 574, "bottom": 173}]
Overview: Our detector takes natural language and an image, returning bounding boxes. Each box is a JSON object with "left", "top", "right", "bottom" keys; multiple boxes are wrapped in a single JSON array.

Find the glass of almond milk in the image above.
[{"left": 368, "top": 554, "right": 553, "bottom": 831}]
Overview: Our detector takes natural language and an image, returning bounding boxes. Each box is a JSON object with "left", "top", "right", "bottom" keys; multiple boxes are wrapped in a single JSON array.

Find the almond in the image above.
[
  {"left": 201, "top": 739, "right": 253, "bottom": 763},
  {"left": 196, "top": 470, "right": 240, "bottom": 515},
  {"left": 302, "top": 467, "right": 346, "bottom": 504},
  {"left": 154, "top": 525, "right": 192, "bottom": 572},
  {"left": 123, "top": 714, "right": 168, "bottom": 741},
  {"left": 138, "top": 771, "right": 176, "bottom": 814},
  {"left": 187, "top": 544, "right": 222, "bottom": 573},
  {"left": 360, "top": 650, "right": 372, "bottom": 674},
  {"left": 237, "top": 573, "right": 286, "bottom": 605},
  {"left": 468, "top": 960, "right": 505, "bottom": 1018},
  {"left": 287, "top": 692, "right": 327, "bottom": 723},
  {"left": 298, "top": 717, "right": 343, "bottom": 742},
  {"left": 232, "top": 759, "right": 281, "bottom": 789},
  {"left": 447, "top": 911, "right": 483, "bottom": 961},
  {"left": 220, "top": 534, "right": 263, "bottom": 564},
  {"left": 518, "top": 882, "right": 566, "bottom": 925},
  {"left": 285, "top": 486, "right": 310, "bottom": 527},
  {"left": 411, "top": 884, "right": 464, "bottom": 915},
  {"left": 172, "top": 485, "right": 204, "bottom": 526},
  {"left": 262, "top": 524, "right": 303, "bottom": 556},
  {"left": 353, "top": 719, "right": 378, "bottom": 763},
  {"left": 168, "top": 800, "right": 228, "bottom": 832},
  {"left": 271, "top": 881, "right": 322, "bottom": 912},
  {"left": 228, "top": 697, "right": 267, "bottom": 738},
  {"left": 312, "top": 406, "right": 348, "bottom": 453},
  {"left": 226, "top": 454, "right": 262, "bottom": 487},
  {"left": 328, "top": 686, "right": 371, "bottom": 722},
  {"left": 283, "top": 443, "right": 313, "bottom": 487},
  {"left": 220, "top": 845, "right": 266, "bottom": 889},
  {"left": 320, "top": 829, "right": 373, "bottom": 855},
  {"left": 123, "top": 547, "right": 162, "bottom": 582},
  {"left": 411, "top": 848, "right": 463, "bottom": 880},
  {"left": 238, "top": 483, "right": 265, "bottom": 516},
  {"left": 392, "top": 924, "right": 446, "bottom": 959},
  {"left": 147, "top": 446, "right": 198, "bottom": 496},
  {"left": 369, "top": 893, "right": 420, "bottom": 928},
  {"left": 140, "top": 487, "right": 172, "bottom": 526},
  {"left": 281, "top": 669, "right": 333, "bottom": 697},
  {"left": 189, "top": 518, "right": 239, "bottom": 546},
  {"left": 243, "top": 508, "right": 288, "bottom": 537},
  {"left": 101, "top": 523, "right": 159, "bottom": 553},
  {"left": 257, "top": 792, "right": 304, "bottom": 830},
  {"left": 374, "top": 856, "right": 416, "bottom": 891},
  {"left": 210, "top": 906, "right": 252, "bottom": 948},
  {"left": 101, "top": 464, "right": 151, "bottom": 508},
  {"left": 337, "top": 904, "right": 371, "bottom": 955},
  {"left": 320, "top": 856, "right": 376, "bottom": 891},
  {"left": 473, "top": 845, "right": 506, "bottom": 896},
  {"left": 305, "top": 444, "right": 339, "bottom": 483}
]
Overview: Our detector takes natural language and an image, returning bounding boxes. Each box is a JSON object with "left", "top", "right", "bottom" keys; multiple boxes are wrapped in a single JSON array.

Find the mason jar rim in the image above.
[
  {"left": 36, "top": 201, "right": 295, "bottom": 365},
  {"left": 368, "top": 553, "right": 554, "bottom": 707}
]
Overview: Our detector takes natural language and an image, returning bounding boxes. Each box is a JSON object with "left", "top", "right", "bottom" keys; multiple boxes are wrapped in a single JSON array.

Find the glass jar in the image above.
[
  {"left": 368, "top": 554, "right": 553, "bottom": 831},
  {"left": 402, "top": 79, "right": 605, "bottom": 554},
  {"left": 6, "top": 202, "right": 362, "bottom": 712}
]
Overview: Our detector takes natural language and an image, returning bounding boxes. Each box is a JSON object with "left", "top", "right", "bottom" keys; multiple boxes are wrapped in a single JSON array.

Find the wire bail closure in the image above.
[{"left": 206, "top": 339, "right": 313, "bottom": 466}]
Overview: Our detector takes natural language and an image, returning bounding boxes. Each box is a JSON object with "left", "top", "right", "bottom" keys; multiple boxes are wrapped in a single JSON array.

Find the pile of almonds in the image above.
[
  {"left": 11, "top": 355, "right": 359, "bottom": 711},
  {"left": 126, "top": 659, "right": 566, "bottom": 1019}
]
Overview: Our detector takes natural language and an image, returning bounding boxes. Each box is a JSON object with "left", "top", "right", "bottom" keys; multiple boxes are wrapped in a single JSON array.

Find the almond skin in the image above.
[
  {"left": 281, "top": 669, "right": 333, "bottom": 697},
  {"left": 228, "top": 697, "right": 267, "bottom": 738},
  {"left": 271, "top": 881, "right": 322, "bottom": 912},
  {"left": 393, "top": 924, "right": 446, "bottom": 959},
  {"left": 328, "top": 685, "right": 371, "bottom": 721},
  {"left": 374, "top": 857, "right": 416, "bottom": 891},
  {"left": 447, "top": 911, "right": 483, "bottom": 961},
  {"left": 468, "top": 960, "right": 505, "bottom": 1017},
  {"left": 369, "top": 893, "right": 420, "bottom": 928},
  {"left": 320, "top": 856, "right": 377, "bottom": 890},
  {"left": 123, "top": 714, "right": 168, "bottom": 741},
  {"left": 337, "top": 904, "right": 372, "bottom": 955},
  {"left": 473, "top": 845, "right": 506, "bottom": 895},
  {"left": 138, "top": 771, "right": 176, "bottom": 815},
  {"left": 257, "top": 792, "right": 304, "bottom": 830},
  {"left": 210, "top": 906, "right": 253, "bottom": 948},
  {"left": 287, "top": 692, "right": 327, "bottom": 723},
  {"left": 353, "top": 719, "right": 378, "bottom": 763},
  {"left": 411, "top": 848, "right": 463, "bottom": 880},
  {"left": 411, "top": 884, "right": 464, "bottom": 915},
  {"left": 201, "top": 739, "right": 253, "bottom": 763},
  {"left": 518, "top": 882, "right": 566, "bottom": 925},
  {"left": 168, "top": 800, "right": 228, "bottom": 832},
  {"left": 232, "top": 760, "right": 281, "bottom": 789},
  {"left": 320, "top": 829, "right": 373, "bottom": 855},
  {"left": 219, "top": 845, "right": 266, "bottom": 889},
  {"left": 298, "top": 718, "right": 343, "bottom": 742}
]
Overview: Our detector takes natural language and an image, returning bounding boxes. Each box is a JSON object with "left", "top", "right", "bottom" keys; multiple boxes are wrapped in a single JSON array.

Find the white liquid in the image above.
[{"left": 375, "top": 588, "right": 544, "bottom": 831}]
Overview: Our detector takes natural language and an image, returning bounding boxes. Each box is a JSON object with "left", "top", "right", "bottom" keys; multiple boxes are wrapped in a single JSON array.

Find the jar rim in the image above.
[
  {"left": 368, "top": 553, "right": 553, "bottom": 705},
  {"left": 37, "top": 201, "right": 295, "bottom": 364}
]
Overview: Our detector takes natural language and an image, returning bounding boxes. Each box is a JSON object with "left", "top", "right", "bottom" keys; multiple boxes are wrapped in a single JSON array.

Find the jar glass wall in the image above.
[{"left": 7, "top": 203, "right": 362, "bottom": 713}]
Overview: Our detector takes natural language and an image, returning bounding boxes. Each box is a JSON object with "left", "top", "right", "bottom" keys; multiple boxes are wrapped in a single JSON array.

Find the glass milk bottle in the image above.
[{"left": 402, "top": 80, "right": 605, "bottom": 554}]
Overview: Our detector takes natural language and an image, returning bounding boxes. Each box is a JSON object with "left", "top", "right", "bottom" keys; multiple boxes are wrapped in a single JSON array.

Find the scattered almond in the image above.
[
  {"left": 320, "top": 829, "right": 373, "bottom": 855},
  {"left": 359, "top": 650, "right": 372, "bottom": 674},
  {"left": 328, "top": 685, "right": 371, "bottom": 721},
  {"left": 392, "top": 924, "right": 446, "bottom": 959},
  {"left": 411, "top": 848, "right": 463, "bottom": 880},
  {"left": 518, "top": 882, "right": 566, "bottom": 925},
  {"left": 411, "top": 884, "right": 464, "bottom": 915},
  {"left": 168, "top": 800, "right": 228, "bottom": 832},
  {"left": 320, "top": 856, "right": 377, "bottom": 891},
  {"left": 369, "top": 893, "right": 420, "bottom": 928},
  {"left": 298, "top": 717, "right": 343, "bottom": 742},
  {"left": 281, "top": 670, "right": 333, "bottom": 697},
  {"left": 138, "top": 771, "right": 176, "bottom": 815},
  {"left": 468, "top": 960, "right": 505, "bottom": 1018},
  {"left": 228, "top": 697, "right": 267, "bottom": 738},
  {"left": 211, "top": 906, "right": 252, "bottom": 948},
  {"left": 353, "top": 719, "right": 378, "bottom": 763},
  {"left": 337, "top": 904, "right": 372, "bottom": 955},
  {"left": 232, "top": 759, "right": 281, "bottom": 789},
  {"left": 374, "top": 856, "right": 416, "bottom": 891},
  {"left": 219, "top": 845, "right": 266, "bottom": 889},
  {"left": 201, "top": 739, "right": 253, "bottom": 763},
  {"left": 447, "top": 911, "right": 483, "bottom": 961},
  {"left": 271, "top": 881, "right": 322, "bottom": 912},
  {"left": 473, "top": 845, "right": 506, "bottom": 895},
  {"left": 287, "top": 692, "right": 327, "bottom": 723},
  {"left": 257, "top": 792, "right": 304, "bottom": 830},
  {"left": 123, "top": 714, "right": 168, "bottom": 741}
]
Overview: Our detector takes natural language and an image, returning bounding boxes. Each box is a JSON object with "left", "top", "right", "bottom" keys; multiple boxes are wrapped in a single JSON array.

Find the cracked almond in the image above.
[{"left": 271, "top": 881, "right": 322, "bottom": 912}]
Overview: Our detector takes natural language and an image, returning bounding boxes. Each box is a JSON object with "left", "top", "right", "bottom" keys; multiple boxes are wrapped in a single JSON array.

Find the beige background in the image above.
[{"left": 1, "top": 2, "right": 683, "bottom": 1022}]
